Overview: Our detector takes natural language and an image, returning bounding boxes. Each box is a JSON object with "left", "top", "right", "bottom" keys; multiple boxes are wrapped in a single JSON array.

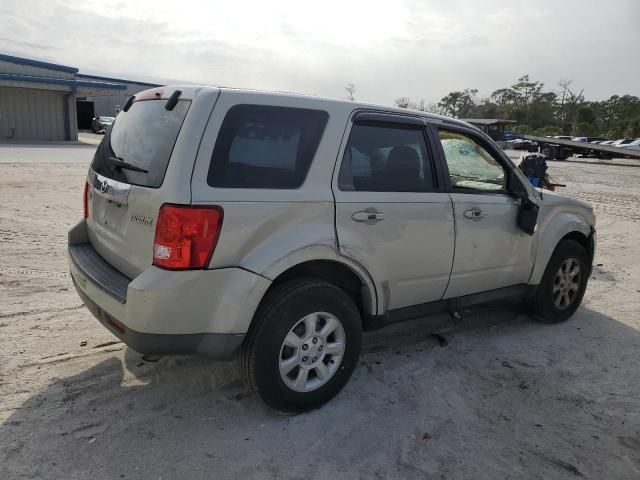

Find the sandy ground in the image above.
[{"left": 0, "top": 145, "right": 639, "bottom": 479}]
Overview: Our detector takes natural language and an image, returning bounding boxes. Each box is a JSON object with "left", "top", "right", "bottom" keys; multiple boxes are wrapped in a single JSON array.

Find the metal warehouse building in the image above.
[
  {"left": 75, "top": 74, "right": 161, "bottom": 131},
  {"left": 0, "top": 54, "right": 161, "bottom": 141}
]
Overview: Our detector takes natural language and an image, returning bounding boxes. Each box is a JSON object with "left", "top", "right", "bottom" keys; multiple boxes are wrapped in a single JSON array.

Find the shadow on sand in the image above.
[{"left": 2, "top": 303, "right": 639, "bottom": 479}]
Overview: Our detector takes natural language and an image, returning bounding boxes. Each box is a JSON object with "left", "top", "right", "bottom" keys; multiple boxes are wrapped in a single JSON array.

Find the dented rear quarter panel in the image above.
[{"left": 189, "top": 89, "right": 379, "bottom": 314}]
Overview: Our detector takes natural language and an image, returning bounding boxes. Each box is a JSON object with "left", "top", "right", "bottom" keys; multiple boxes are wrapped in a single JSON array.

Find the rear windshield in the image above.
[
  {"left": 91, "top": 99, "right": 190, "bottom": 188},
  {"left": 207, "top": 105, "right": 328, "bottom": 189}
]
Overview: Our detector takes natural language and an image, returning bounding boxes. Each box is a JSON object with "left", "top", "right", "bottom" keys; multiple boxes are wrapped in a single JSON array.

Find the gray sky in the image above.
[{"left": 3, "top": 0, "right": 639, "bottom": 105}]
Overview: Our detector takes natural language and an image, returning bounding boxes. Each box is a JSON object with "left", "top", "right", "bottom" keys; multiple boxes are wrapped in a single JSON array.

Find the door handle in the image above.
[
  {"left": 352, "top": 209, "right": 385, "bottom": 223},
  {"left": 463, "top": 208, "right": 486, "bottom": 220}
]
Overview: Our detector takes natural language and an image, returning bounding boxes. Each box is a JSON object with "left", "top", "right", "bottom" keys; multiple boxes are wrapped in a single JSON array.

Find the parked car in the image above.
[
  {"left": 505, "top": 138, "right": 538, "bottom": 151},
  {"left": 91, "top": 116, "right": 115, "bottom": 133},
  {"left": 611, "top": 138, "right": 635, "bottom": 147},
  {"left": 622, "top": 138, "right": 640, "bottom": 151},
  {"left": 69, "top": 86, "right": 596, "bottom": 413},
  {"left": 573, "top": 137, "right": 606, "bottom": 143},
  {"left": 503, "top": 131, "right": 521, "bottom": 141}
]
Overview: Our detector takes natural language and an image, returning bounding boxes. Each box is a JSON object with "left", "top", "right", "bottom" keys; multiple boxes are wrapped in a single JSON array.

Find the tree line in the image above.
[{"left": 393, "top": 75, "right": 640, "bottom": 138}]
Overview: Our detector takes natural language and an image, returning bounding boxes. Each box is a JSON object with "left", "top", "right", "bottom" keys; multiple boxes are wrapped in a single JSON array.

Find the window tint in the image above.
[
  {"left": 91, "top": 99, "right": 190, "bottom": 188},
  {"left": 438, "top": 130, "right": 506, "bottom": 192},
  {"left": 208, "top": 105, "right": 328, "bottom": 189},
  {"left": 338, "top": 123, "right": 434, "bottom": 192}
]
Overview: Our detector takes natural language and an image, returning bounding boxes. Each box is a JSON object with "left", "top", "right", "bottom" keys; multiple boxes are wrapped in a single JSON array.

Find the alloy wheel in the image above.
[
  {"left": 278, "top": 312, "right": 346, "bottom": 392},
  {"left": 552, "top": 258, "right": 581, "bottom": 309}
]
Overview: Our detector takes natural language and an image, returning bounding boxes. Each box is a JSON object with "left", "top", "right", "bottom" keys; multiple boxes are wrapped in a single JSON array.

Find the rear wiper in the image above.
[{"left": 108, "top": 156, "right": 149, "bottom": 173}]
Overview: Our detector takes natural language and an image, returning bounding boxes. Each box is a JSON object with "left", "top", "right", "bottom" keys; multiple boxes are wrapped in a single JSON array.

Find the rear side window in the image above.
[
  {"left": 91, "top": 99, "right": 191, "bottom": 188},
  {"left": 208, "top": 105, "right": 328, "bottom": 189},
  {"left": 338, "top": 122, "right": 435, "bottom": 192}
]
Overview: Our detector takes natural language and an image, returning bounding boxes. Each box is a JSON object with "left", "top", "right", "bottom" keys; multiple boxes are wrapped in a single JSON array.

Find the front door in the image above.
[
  {"left": 432, "top": 126, "right": 535, "bottom": 299},
  {"left": 333, "top": 115, "right": 455, "bottom": 312}
]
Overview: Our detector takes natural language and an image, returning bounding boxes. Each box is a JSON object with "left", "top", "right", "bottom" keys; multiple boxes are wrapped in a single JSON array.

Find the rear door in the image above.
[
  {"left": 333, "top": 113, "right": 454, "bottom": 312},
  {"left": 431, "top": 125, "right": 535, "bottom": 298},
  {"left": 86, "top": 87, "right": 219, "bottom": 278}
]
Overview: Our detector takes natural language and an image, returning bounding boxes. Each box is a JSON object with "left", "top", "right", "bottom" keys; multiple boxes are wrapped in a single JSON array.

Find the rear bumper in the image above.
[
  {"left": 73, "top": 283, "right": 244, "bottom": 358},
  {"left": 68, "top": 220, "right": 271, "bottom": 359}
]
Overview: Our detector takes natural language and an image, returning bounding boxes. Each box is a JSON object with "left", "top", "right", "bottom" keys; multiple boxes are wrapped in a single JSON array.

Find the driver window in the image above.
[{"left": 437, "top": 130, "right": 506, "bottom": 192}]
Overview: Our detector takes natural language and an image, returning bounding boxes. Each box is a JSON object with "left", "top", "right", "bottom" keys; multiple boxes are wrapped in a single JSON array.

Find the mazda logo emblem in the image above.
[{"left": 99, "top": 180, "right": 109, "bottom": 193}]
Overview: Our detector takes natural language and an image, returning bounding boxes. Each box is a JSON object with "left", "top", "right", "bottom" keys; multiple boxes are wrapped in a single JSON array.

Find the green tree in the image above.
[
  {"left": 623, "top": 118, "right": 640, "bottom": 137},
  {"left": 535, "top": 125, "right": 562, "bottom": 136},
  {"left": 437, "top": 89, "right": 478, "bottom": 117},
  {"left": 511, "top": 75, "right": 544, "bottom": 113},
  {"left": 591, "top": 95, "right": 640, "bottom": 137},
  {"left": 394, "top": 97, "right": 413, "bottom": 109},
  {"left": 394, "top": 97, "right": 429, "bottom": 111},
  {"left": 471, "top": 98, "right": 499, "bottom": 118},
  {"left": 528, "top": 91, "right": 557, "bottom": 130},
  {"left": 397, "top": 78, "right": 640, "bottom": 139},
  {"left": 556, "top": 79, "right": 584, "bottom": 132}
]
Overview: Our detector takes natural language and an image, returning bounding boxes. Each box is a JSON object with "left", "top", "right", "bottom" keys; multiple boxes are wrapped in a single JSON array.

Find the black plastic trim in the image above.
[
  {"left": 588, "top": 227, "right": 596, "bottom": 275},
  {"left": 364, "top": 284, "right": 534, "bottom": 331},
  {"left": 73, "top": 283, "right": 244, "bottom": 360},
  {"left": 353, "top": 111, "right": 426, "bottom": 126},
  {"left": 424, "top": 123, "right": 451, "bottom": 193},
  {"left": 69, "top": 243, "right": 130, "bottom": 303}
]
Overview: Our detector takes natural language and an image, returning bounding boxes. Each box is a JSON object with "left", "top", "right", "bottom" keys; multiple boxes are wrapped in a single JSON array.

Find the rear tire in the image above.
[
  {"left": 239, "top": 279, "right": 362, "bottom": 413},
  {"left": 527, "top": 239, "right": 589, "bottom": 323}
]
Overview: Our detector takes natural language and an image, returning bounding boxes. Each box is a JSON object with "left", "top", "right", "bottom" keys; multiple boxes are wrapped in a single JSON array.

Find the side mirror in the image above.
[
  {"left": 517, "top": 198, "right": 539, "bottom": 235},
  {"left": 509, "top": 170, "right": 539, "bottom": 235}
]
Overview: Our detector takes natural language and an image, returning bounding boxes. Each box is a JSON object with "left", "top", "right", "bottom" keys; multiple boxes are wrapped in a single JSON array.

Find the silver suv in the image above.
[{"left": 69, "top": 86, "right": 596, "bottom": 412}]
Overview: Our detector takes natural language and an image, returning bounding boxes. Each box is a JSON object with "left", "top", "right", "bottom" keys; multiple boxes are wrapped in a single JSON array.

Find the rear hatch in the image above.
[{"left": 86, "top": 87, "right": 219, "bottom": 278}]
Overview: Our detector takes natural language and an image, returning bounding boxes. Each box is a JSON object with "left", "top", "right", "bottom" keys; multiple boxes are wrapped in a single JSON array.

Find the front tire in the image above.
[
  {"left": 239, "top": 279, "right": 362, "bottom": 413},
  {"left": 528, "top": 239, "right": 589, "bottom": 323}
]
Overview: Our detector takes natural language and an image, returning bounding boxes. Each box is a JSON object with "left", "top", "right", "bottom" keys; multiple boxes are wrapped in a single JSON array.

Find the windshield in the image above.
[{"left": 90, "top": 99, "right": 190, "bottom": 188}]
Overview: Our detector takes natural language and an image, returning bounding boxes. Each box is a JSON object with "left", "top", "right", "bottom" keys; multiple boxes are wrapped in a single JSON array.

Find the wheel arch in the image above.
[
  {"left": 529, "top": 214, "right": 594, "bottom": 285},
  {"left": 258, "top": 258, "right": 378, "bottom": 323}
]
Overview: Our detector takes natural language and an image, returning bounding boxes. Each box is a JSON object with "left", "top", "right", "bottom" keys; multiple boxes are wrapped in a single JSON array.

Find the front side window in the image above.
[
  {"left": 208, "top": 105, "right": 328, "bottom": 189},
  {"left": 338, "top": 122, "right": 434, "bottom": 192},
  {"left": 437, "top": 130, "right": 506, "bottom": 192}
]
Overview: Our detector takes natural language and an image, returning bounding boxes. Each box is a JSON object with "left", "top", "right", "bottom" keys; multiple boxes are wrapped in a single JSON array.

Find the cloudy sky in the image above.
[{"left": 2, "top": 0, "right": 639, "bottom": 105}]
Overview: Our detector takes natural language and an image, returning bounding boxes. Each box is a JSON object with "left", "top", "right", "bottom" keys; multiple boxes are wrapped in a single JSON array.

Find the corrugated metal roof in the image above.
[
  {"left": 77, "top": 73, "right": 162, "bottom": 88},
  {"left": 0, "top": 73, "right": 126, "bottom": 90},
  {"left": 0, "top": 53, "right": 79, "bottom": 74}
]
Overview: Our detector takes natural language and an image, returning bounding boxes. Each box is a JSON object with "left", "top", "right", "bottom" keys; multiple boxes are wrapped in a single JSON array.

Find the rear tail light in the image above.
[
  {"left": 83, "top": 181, "right": 89, "bottom": 219},
  {"left": 153, "top": 204, "right": 224, "bottom": 270}
]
